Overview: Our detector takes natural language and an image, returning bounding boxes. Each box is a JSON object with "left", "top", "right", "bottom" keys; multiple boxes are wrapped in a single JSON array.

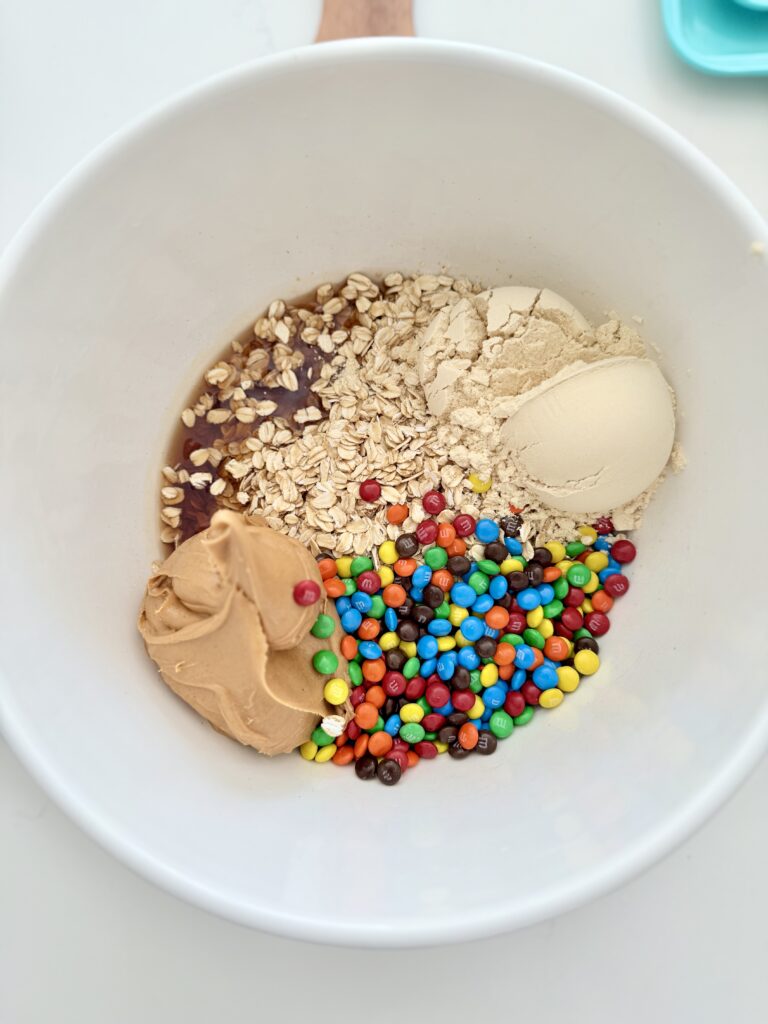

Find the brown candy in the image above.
[
  {"left": 377, "top": 758, "right": 402, "bottom": 786},
  {"left": 395, "top": 533, "right": 419, "bottom": 558},
  {"left": 476, "top": 731, "right": 498, "bottom": 755}
]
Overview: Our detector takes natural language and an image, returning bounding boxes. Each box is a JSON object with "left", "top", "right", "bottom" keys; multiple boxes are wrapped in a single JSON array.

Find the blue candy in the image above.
[
  {"left": 483, "top": 684, "right": 506, "bottom": 709},
  {"left": 384, "top": 607, "right": 398, "bottom": 632},
  {"left": 510, "top": 668, "right": 527, "bottom": 691},
  {"left": 340, "top": 608, "right": 363, "bottom": 633},
  {"left": 358, "top": 640, "right": 382, "bottom": 660},
  {"left": 504, "top": 536, "right": 523, "bottom": 555},
  {"left": 537, "top": 583, "right": 555, "bottom": 604},
  {"left": 350, "top": 591, "right": 372, "bottom": 613},
  {"left": 594, "top": 537, "right": 611, "bottom": 551},
  {"left": 410, "top": 586, "right": 424, "bottom": 602},
  {"left": 489, "top": 575, "right": 508, "bottom": 600},
  {"left": 420, "top": 658, "right": 437, "bottom": 678},
  {"left": 533, "top": 665, "right": 559, "bottom": 689},
  {"left": 428, "top": 618, "right": 453, "bottom": 637},
  {"left": 451, "top": 582, "right": 477, "bottom": 608},
  {"left": 335, "top": 596, "right": 351, "bottom": 615},
  {"left": 514, "top": 644, "right": 536, "bottom": 670},
  {"left": 437, "top": 654, "right": 456, "bottom": 680},
  {"left": 483, "top": 626, "right": 499, "bottom": 639},
  {"left": 599, "top": 567, "right": 619, "bottom": 583},
  {"left": 472, "top": 594, "right": 494, "bottom": 614},
  {"left": 435, "top": 700, "right": 454, "bottom": 717},
  {"left": 517, "top": 588, "right": 542, "bottom": 610},
  {"left": 412, "top": 565, "right": 433, "bottom": 589},
  {"left": 458, "top": 646, "right": 481, "bottom": 670},
  {"left": 384, "top": 714, "right": 402, "bottom": 736},
  {"left": 417, "top": 635, "right": 439, "bottom": 659},
  {"left": 460, "top": 617, "right": 485, "bottom": 642},
  {"left": 476, "top": 518, "right": 500, "bottom": 543}
]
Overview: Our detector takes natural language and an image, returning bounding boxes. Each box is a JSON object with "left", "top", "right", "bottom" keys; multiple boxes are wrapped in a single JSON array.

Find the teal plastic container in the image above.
[{"left": 662, "top": 0, "right": 768, "bottom": 74}]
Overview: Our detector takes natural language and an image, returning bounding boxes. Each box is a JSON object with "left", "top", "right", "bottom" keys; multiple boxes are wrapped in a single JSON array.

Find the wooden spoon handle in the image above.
[{"left": 315, "top": 0, "right": 414, "bottom": 41}]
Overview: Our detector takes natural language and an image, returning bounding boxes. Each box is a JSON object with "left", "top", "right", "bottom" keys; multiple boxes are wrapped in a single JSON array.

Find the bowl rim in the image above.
[{"left": 1, "top": 37, "right": 767, "bottom": 947}]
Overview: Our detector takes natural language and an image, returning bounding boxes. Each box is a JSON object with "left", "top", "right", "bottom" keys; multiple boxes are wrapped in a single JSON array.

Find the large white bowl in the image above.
[{"left": 1, "top": 40, "right": 767, "bottom": 947}]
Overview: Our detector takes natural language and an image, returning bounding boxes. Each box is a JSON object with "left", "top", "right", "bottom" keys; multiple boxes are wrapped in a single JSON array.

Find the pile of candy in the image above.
[{"left": 299, "top": 490, "right": 635, "bottom": 786}]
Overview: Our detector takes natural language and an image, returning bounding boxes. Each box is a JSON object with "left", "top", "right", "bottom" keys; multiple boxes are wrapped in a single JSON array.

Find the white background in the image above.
[{"left": 2, "top": 2, "right": 767, "bottom": 1021}]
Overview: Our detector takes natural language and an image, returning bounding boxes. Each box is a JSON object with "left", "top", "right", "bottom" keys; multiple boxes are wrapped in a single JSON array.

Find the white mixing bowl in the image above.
[{"left": 1, "top": 40, "right": 767, "bottom": 947}]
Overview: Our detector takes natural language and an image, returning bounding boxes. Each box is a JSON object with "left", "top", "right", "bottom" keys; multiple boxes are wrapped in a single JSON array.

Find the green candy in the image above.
[
  {"left": 434, "top": 601, "right": 450, "bottom": 619},
  {"left": 310, "top": 613, "right": 335, "bottom": 639},
  {"left": 348, "top": 661, "right": 363, "bottom": 686},
  {"left": 424, "top": 546, "right": 448, "bottom": 570},
  {"left": 417, "top": 696, "right": 431, "bottom": 714},
  {"left": 368, "top": 595, "right": 386, "bottom": 619},
  {"left": 542, "top": 599, "right": 564, "bottom": 619},
  {"left": 469, "top": 670, "right": 483, "bottom": 694},
  {"left": 350, "top": 556, "right": 373, "bottom": 577},
  {"left": 424, "top": 731, "right": 437, "bottom": 741},
  {"left": 468, "top": 571, "right": 489, "bottom": 595},
  {"left": 500, "top": 633, "right": 523, "bottom": 646},
  {"left": 567, "top": 563, "right": 591, "bottom": 587},
  {"left": 311, "top": 726, "right": 335, "bottom": 747},
  {"left": 572, "top": 627, "right": 591, "bottom": 640},
  {"left": 366, "top": 715, "right": 385, "bottom": 734},
  {"left": 552, "top": 577, "right": 570, "bottom": 600},
  {"left": 476, "top": 559, "right": 501, "bottom": 576},
  {"left": 523, "top": 628, "right": 545, "bottom": 649},
  {"left": 513, "top": 706, "right": 535, "bottom": 726},
  {"left": 312, "top": 649, "right": 338, "bottom": 674},
  {"left": 489, "top": 710, "right": 514, "bottom": 739},
  {"left": 566, "top": 541, "right": 586, "bottom": 558},
  {"left": 403, "top": 656, "right": 421, "bottom": 679},
  {"left": 343, "top": 578, "right": 357, "bottom": 596},
  {"left": 400, "top": 722, "right": 425, "bottom": 744}
]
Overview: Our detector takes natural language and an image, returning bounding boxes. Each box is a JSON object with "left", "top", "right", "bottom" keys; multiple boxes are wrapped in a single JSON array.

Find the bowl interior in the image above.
[{"left": 1, "top": 42, "right": 767, "bottom": 945}]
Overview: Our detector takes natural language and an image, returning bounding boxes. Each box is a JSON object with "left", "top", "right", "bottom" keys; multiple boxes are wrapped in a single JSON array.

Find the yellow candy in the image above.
[
  {"left": 437, "top": 636, "right": 456, "bottom": 652},
  {"left": 557, "top": 666, "right": 580, "bottom": 692},
  {"left": 378, "top": 566, "right": 395, "bottom": 587},
  {"left": 540, "top": 688, "right": 564, "bottom": 709},
  {"left": 379, "top": 631, "right": 400, "bottom": 652},
  {"left": 544, "top": 541, "right": 566, "bottom": 563},
  {"left": 580, "top": 598, "right": 594, "bottom": 614},
  {"left": 401, "top": 703, "right": 425, "bottom": 723},
  {"left": 468, "top": 695, "right": 485, "bottom": 719},
  {"left": 299, "top": 741, "right": 318, "bottom": 761},
  {"left": 584, "top": 551, "right": 609, "bottom": 572},
  {"left": 574, "top": 649, "right": 600, "bottom": 675},
  {"left": 538, "top": 619, "right": 554, "bottom": 639},
  {"left": 455, "top": 632, "right": 473, "bottom": 648},
  {"left": 378, "top": 541, "right": 398, "bottom": 565},
  {"left": 468, "top": 473, "right": 492, "bottom": 493},
  {"left": 314, "top": 745, "right": 336, "bottom": 762},
  {"left": 480, "top": 663, "right": 498, "bottom": 687},
  {"left": 501, "top": 557, "right": 524, "bottom": 574},
  {"left": 582, "top": 571, "right": 600, "bottom": 594},
  {"left": 434, "top": 740, "right": 449, "bottom": 754},
  {"left": 577, "top": 524, "right": 598, "bottom": 545},
  {"left": 399, "top": 641, "right": 417, "bottom": 658},
  {"left": 336, "top": 557, "right": 353, "bottom": 579},
  {"left": 449, "top": 604, "right": 469, "bottom": 627},
  {"left": 526, "top": 607, "right": 544, "bottom": 628},
  {"left": 323, "top": 678, "right": 349, "bottom": 705}
]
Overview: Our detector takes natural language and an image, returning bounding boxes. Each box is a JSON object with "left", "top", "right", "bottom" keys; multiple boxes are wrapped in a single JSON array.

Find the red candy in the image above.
[
  {"left": 356, "top": 571, "right": 381, "bottom": 594},
  {"left": 387, "top": 748, "right": 409, "bottom": 772},
  {"left": 359, "top": 479, "right": 381, "bottom": 502},
  {"left": 593, "top": 516, "right": 614, "bottom": 535},
  {"left": 561, "top": 607, "right": 584, "bottom": 631},
  {"left": 521, "top": 681, "right": 541, "bottom": 706},
  {"left": 293, "top": 579, "right": 320, "bottom": 605},
  {"left": 382, "top": 671, "right": 407, "bottom": 697},
  {"left": 611, "top": 539, "right": 637, "bottom": 564},
  {"left": 422, "top": 713, "right": 445, "bottom": 731},
  {"left": 504, "top": 691, "right": 526, "bottom": 717},
  {"left": 414, "top": 740, "right": 438, "bottom": 759},
  {"left": 350, "top": 685, "right": 366, "bottom": 707},
  {"left": 585, "top": 611, "right": 611, "bottom": 636},
  {"left": 506, "top": 611, "right": 527, "bottom": 634},
  {"left": 452, "top": 690, "right": 476, "bottom": 712},
  {"left": 346, "top": 720, "right": 361, "bottom": 740},
  {"left": 405, "top": 675, "right": 426, "bottom": 700},
  {"left": 422, "top": 490, "right": 447, "bottom": 514},
  {"left": 564, "top": 587, "right": 585, "bottom": 607},
  {"left": 415, "top": 519, "right": 438, "bottom": 545},
  {"left": 553, "top": 621, "right": 574, "bottom": 640},
  {"left": 425, "top": 682, "right": 450, "bottom": 708},
  {"left": 604, "top": 573, "right": 630, "bottom": 597},
  {"left": 452, "top": 514, "right": 476, "bottom": 537}
]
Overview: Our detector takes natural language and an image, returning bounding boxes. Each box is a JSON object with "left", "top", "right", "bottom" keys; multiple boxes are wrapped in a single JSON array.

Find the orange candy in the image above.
[
  {"left": 353, "top": 734, "right": 369, "bottom": 759},
  {"left": 591, "top": 590, "right": 614, "bottom": 613},
  {"left": 458, "top": 722, "right": 479, "bottom": 750},
  {"left": 368, "top": 731, "right": 393, "bottom": 757},
  {"left": 493, "top": 642, "right": 516, "bottom": 666},
  {"left": 498, "top": 663, "right": 513, "bottom": 681},
  {"left": 382, "top": 583, "right": 407, "bottom": 607},
  {"left": 324, "top": 577, "right": 345, "bottom": 598},
  {"left": 485, "top": 607, "right": 509, "bottom": 630},
  {"left": 341, "top": 635, "right": 358, "bottom": 661},
  {"left": 362, "top": 658, "right": 386, "bottom": 683},
  {"left": 445, "top": 538, "right": 467, "bottom": 557},
  {"left": 357, "top": 618, "right": 380, "bottom": 640},
  {"left": 366, "top": 685, "right": 386, "bottom": 709},
  {"left": 530, "top": 647, "right": 545, "bottom": 670},
  {"left": 406, "top": 750, "right": 420, "bottom": 768},
  {"left": 393, "top": 558, "right": 417, "bottom": 577},
  {"left": 543, "top": 566, "right": 562, "bottom": 583},
  {"left": 436, "top": 523, "right": 457, "bottom": 548},
  {"left": 332, "top": 745, "right": 354, "bottom": 766},
  {"left": 386, "top": 503, "right": 408, "bottom": 525},
  {"left": 354, "top": 702, "right": 378, "bottom": 730},
  {"left": 544, "top": 636, "right": 570, "bottom": 661},
  {"left": 431, "top": 569, "right": 454, "bottom": 591},
  {"left": 335, "top": 732, "right": 348, "bottom": 747},
  {"left": 317, "top": 558, "right": 338, "bottom": 580}
]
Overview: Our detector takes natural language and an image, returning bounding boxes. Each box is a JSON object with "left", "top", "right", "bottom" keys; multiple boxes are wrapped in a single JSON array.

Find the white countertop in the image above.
[{"left": 2, "top": 2, "right": 767, "bottom": 1020}]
